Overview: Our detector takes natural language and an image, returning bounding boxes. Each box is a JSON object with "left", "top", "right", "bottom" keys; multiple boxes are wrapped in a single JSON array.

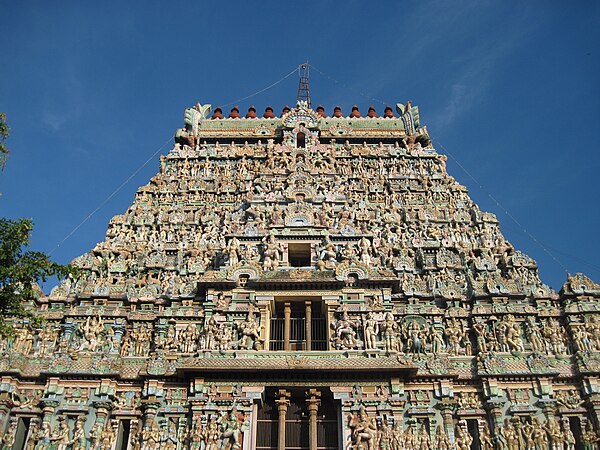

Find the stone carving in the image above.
[
  {"left": 347, "top": 405, "right": 377, "bottom": 450},
  {"left": 1, "top": 101, "right": 599, "bottom": 450},
  {"left": 331, "top": 306, "right": 359, "bottom": 350},
  {"left": 235, "top": 312, "right": 263, "bottom": 350}
]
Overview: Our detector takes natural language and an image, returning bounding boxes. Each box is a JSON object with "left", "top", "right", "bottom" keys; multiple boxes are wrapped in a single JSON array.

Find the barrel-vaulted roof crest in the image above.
[{"left": 281, "top": 100, "right": 320, "bottom": 129}]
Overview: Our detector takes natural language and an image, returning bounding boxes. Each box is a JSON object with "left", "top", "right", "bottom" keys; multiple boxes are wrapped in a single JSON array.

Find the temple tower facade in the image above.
[{"left": 1, "top": 101, "right": 600, "bottom": 450}]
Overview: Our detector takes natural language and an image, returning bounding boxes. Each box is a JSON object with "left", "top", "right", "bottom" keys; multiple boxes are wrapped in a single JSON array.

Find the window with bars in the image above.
[{"left": 269, "top": 301, "right": 327, "bottom": 351}]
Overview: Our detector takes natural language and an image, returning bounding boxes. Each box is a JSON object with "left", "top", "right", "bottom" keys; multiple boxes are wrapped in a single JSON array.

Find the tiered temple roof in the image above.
[{"left": 1, "top": 100, "right": 600, "bottom": 450}]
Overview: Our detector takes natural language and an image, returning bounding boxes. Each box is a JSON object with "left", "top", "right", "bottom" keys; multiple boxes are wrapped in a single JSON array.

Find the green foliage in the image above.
[
  {"left": 0, "top": 112, "right": 9, "bottom": 169},
  {"left": 0, "top": 113, "right": 73, "bottom": 335},
  {"left": 0, "top": 219, "right": 73, "bottom": 335}
]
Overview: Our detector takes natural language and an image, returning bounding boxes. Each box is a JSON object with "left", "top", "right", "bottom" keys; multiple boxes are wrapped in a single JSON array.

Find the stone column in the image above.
[
  {"left": 92, "top": 399, "right": 114, "bottom": 426},
  {"left": 436, "top": 399, "right": 455, "bottom": 442},
  {"left": 39, "top": 398, "right": 60, "bottom": 424},
  {"left": 275, "top": 389, "right": 290, "bottom": 450},
  {"left": 25, "top": 416, "right": 41, "bottom": 449},
  {"left": 284, "top": 302, "right": 291, "bottom": 351},
  {"left": 0, "top": 393, "right": 13, "bottom": 432},
  {"left": 306, "top": 389, "right": 321, "bottom": 450},
  {"left": 484, "top": 400, "right": 505, "bottom": 445},
  {"left": 305, "top": 301, "right": 312, "bottom": 351},
  {"left": 585, "top": 393, "right": 600, "bottom": 430},
  {"left": 141, "top": 400, "right": 161, "bottom": 427}
]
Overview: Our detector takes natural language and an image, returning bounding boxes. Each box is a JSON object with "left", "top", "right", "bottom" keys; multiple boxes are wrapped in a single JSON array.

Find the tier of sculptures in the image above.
[
  {"left": 4, "top": 305, "right": 589, "bottom": 359},
  {"left": 45, "top": 124, "right": 549, "bottom": 302},
  {"left": 4, "top": 400, "right": 598, "bottom": 450},
  {"left": 345, "top": 406, "right": 598, "bottom": 450},
  {"left": 1, "top": 409, "right": 247, "bottom": 450},
  {"left": 2, "top": 103, "right": 600, "bottom": 450}
]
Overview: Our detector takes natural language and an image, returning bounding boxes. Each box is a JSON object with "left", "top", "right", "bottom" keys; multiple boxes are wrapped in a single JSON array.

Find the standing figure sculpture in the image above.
[
  {"left": 363, "top": 312, "right": 380, "bottom": 350},
  {"left": 347, "top": 406, "right": 377, "bottom": 450},
  {"left": 454, "top": 425, "right": 473, "bottom": 450},
  {"left": 218, "top": 408, "right": 245, "bottom": 450},
  {"left": 237, "top": 313, "right": 263, "bottom": 350},
  {"left": 70, "top": 418, "right": 88, "bottom": 450}
]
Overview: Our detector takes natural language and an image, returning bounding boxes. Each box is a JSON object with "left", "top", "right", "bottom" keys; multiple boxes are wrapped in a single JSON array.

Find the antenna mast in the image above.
[{"left": 297, "top": 62, "right": 311, "bottom": 108}]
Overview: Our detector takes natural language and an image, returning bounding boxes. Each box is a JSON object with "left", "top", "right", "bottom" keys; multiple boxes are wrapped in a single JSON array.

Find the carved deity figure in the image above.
[
  {"left": 51, "top": 417, "right": 70, "bottom": 450},
  {"left": 237, "top": 313, "right": 263, "bottom": 350},
  {"left": 562, "top": 418, "right": 576, "bottom": 450},
  {"left": 1, "top": 421, "right": 17, "bottom": 450},
  {"left": 526, "top": 317, "right": 546, "bottom": 352},
  {"left": 434, "top": 425, "right": 451, "bottom": 450},
  {"left": 363, "top": 312, "right": 379, "bottom": 350},
  {"left": 546, "top": 417, "right": 564, "bottom": 450},
  {"left": 416, "top": 424, "right": 430, "bottom": 450},
  {"left": 405, "top": 320, "right": 425, "bottom": 355},
  {"left": 583, "top": 421, "right": 599, "bottom": 450},
  {"left": 473, "top": 322, "right": 488, "bottom": 353},
  {"left": 454, "top": 425, "right": 473, "bottom": 450},
  {"left": 403, "top": 426, "right": 416, "bottom": 450},
  {"left": 444, "top": 318, "right": 464, "bottom": 355},
  {"left": 347, "top": 406, "right": 377, "bottom": 450},
  {"left": 203, "top": 316, "right": 219, "bottom": 350},
  {"left": 531, "top": 417, "right": 548, "bottom": 450},
  {"left": 36, "top": 422, "right": 52, "bottom": 450},
  {"left": 99, "top": 422, "right": 116, "bottom": 450},
  {"left": 141, "top": 421, "right": 161, "bottom": 450},
  {"left": 261, "top": 233, "right": 282, "bottom": 271},
  {"left": 377, "top": 421, "right": 392, "bottom": 450},
  {"left": 332, "top": 307, "right": 359, "bottom": 350},
  {"left": 226, "top": 237, "right": 241, "bottom": 266},
  {"left": 381, "top": 312, "right": 398, "bottom": 352},
  {"left": 358, "top": 236, "right": 372, "bottom": 265},
  {"left": 70, "top": 417, "right": 88, "bottom": 450},
  {"left": 218, "top": 407, "right": 245, "bottom": 450},
  {"left": 318, "top": 241, "right": 338, "bottom": 270},
  {"left": 180, "top": 323, "right": 199, "bottom": 354}
]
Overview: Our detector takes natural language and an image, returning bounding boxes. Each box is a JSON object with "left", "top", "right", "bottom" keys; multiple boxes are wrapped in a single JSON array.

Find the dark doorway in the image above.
[
  {"left": 115, "top": 419, "right": 131, "bottom": 450},
  {"left": 297, "top": 132, "right": 306, "bottom": 148},
  {"left": 466, "top": 419, "right": 481, "bottom": 450},
  {"left": 288, "top": 243, "right": 311, "bottom": 267},
  {"left": 256, "top": 388, "right": 338, "bottom": 450},
  {"left": 13, "top": 417, "right": 30, "bottom": 450},
  {"left": 569, "top": 416, "right": 584, "bottom": 450}
]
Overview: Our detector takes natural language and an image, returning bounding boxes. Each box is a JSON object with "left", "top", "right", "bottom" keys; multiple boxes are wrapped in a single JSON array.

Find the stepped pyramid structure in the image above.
[{"left": 2, "top": 100, "right": 600, "bottom": 450}]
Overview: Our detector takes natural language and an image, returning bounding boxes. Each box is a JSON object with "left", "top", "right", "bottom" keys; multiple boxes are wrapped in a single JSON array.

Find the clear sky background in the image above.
[{"left": 1, "top": 1, "right": 598, "bottom": 292}]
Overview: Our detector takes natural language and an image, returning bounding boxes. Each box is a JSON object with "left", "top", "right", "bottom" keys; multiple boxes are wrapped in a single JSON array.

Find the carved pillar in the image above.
[
  {"left": 284, "top": 302, "right": 291, "bottom": 351},
  {"left": 484, "top": 400, "right": 505, "bottom": 445},
  {"left": 0, "top": 393, "right": 13, "bottom": 432},
  {"left": 306, "top": 389, "right": 321, "bottom": 450},
  {"left": 25, "top": 416, "right": 41, "bottom": 449},
  {"left": 39, "top": 399, "right": 60, "bottom": 424},
  {"left": 305, "top": 301, "right": 312, "bottom": 351},
  {"left": 141, "top": 400, "right": 161, "bottom": 427},
  {"left": 92, "top": 400, "right": 114, "bottom": 426},
  {"left": 437, "top": 400, "right": 455, "bottom": 443},
  {"left": 585, "top": 394, "right": 600, "bottom": 430},
  {"left": 275, "top": 389, "right": 290, "bottom": 450}
]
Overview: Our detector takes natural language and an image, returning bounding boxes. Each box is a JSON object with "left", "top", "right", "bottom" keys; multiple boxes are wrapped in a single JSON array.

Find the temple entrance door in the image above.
[{"left": 255, "top": 388, "right": 338, "bottom": 450}]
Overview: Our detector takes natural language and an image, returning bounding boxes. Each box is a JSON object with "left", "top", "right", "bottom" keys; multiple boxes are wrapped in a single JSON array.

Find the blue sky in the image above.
[{"left": 1, "top": 1, "right": 598, "bottom": 291}]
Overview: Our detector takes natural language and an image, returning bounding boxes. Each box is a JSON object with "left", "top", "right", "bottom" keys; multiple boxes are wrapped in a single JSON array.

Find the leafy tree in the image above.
[
  {"left": 0, "top": 112, "right": 9, "bottom": 169},
  {"left": 0, "top": 113, "right": 72, "bottom": 335},
  {"left": 0, "top": 218, "right": 72, "bottom": 332}
]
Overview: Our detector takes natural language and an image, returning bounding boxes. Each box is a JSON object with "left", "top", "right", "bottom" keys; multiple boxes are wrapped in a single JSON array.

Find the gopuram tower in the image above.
[{"left": 2, "top": 100, "right": 600, "bottom": 450}]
